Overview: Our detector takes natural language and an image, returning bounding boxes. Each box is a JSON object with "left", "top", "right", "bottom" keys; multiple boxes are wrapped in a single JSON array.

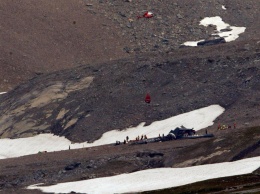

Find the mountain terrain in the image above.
[{"left": 0, "top": 0, "right": 260, "bottom": 193}]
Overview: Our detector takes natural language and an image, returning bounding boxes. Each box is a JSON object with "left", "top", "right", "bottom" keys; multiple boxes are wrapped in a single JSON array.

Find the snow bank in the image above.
[
  {"left": 200, "top": 16, "right": 246, "bottom": 42},
  {"left": 183, "top": 16, "right": 246, "bottom": 46},
  {"left": 0, "top": 135, "right": 83, "bottom": 159},
  {"left": 89, "top": 104, "right": 224, "bottom": 147},
  {"left": 0, "top": 105, "right": 224, "bottom": 159},
  {"left": 182, "top": 40, "right": 204, "bottom": 47},
  {"left": 27, "top": 156, "right": 260, "bottom": 194}
]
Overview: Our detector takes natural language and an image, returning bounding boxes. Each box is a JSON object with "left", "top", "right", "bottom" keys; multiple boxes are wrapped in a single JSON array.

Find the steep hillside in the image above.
[
  {"left": 0, "top": 40, "right": 259, "bottom": 142},
  {"left": 1, "top": 0, "right": 260, "bottom": 91},
  {"left": 0, "top": 0, "right": 129, "bottom": 91},
  {"left": 87, "top": 0, "right": 260, "bottom": 52},
  {"left": 0, "top": 0, "right": 260, "bottom": 193}
]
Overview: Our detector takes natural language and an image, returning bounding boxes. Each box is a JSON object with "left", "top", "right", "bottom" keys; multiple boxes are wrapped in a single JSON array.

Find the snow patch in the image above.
[
  {"left": 200, "top": 16, "right": 246, "bottom": 42},
  {"left": 89, "top": 104, "right": 224, "bottom": 147},
  {"left": 0, "top": 105, "right": 224, "bottom": 159},
  {"left": 182, "top": 40, "right": 204, "bottom": 47},
  {"left": 27, "top": 156, "right": 260, "bottom": 194},
  {"left": 0, "top": 134, "right": 83, "bottom": 159},
  {"left": 222, "top": 5, "right": 227, "bottom": 10},
  {"left": 183, "top": 16, "right": 246, "bottom": 46}
]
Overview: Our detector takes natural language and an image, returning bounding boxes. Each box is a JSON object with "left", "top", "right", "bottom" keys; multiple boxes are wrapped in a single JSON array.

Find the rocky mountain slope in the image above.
[
  {"left": 0, "top": 0, "right": 260, "bottom": 193},
  {"left": 1, "top": 0, "right": 259, "bottom": 91},
  {"left": 0, "top": 0, "right": 130, "bottom": 91},
  {"left": 0, "top": 40, "right": 259, "bottom": 142}
]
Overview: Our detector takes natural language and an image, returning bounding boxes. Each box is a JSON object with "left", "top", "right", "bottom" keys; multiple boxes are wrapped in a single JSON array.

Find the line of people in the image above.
[
  {"left": 115, "top": 135, "right": 148, "bottom": 145},
  {"left": 134, "top": 135, "right": 148, "bottom": 141}
]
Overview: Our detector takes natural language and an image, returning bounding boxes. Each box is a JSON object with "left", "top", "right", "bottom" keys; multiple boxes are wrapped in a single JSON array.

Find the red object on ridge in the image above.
[
  {"left": 145, "top": 93, "right": 151, "bottom": 103},
  {"left": 137, "top": 11, "right": 154, "bottom": 19}
]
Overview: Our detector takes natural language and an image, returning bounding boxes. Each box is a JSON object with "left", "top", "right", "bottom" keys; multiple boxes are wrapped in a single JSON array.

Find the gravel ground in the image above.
[{"left": 0, "top": 0, "right": 259, "bottom": 193}]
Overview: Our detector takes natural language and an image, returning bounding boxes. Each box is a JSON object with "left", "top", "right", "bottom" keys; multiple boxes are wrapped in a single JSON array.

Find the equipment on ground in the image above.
[
  {"left": 129, "top": 126, "right": 214, "bottom": 145},
  {"left": 166, "top": 126, "right": 196, "bottom": 140}
]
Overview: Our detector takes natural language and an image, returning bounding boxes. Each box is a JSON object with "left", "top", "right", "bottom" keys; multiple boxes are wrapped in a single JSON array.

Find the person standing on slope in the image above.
[{"left": 145, "top": 93, "right": 151, "bottom": 103}]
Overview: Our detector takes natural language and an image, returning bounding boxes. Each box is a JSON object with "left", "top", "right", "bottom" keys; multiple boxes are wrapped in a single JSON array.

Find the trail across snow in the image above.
[
  {"left": 0, "top": 104, "right": 224, "bottom": 159},
  {"left": 27, "top": 156, "right": 260, "bottom": 194}
]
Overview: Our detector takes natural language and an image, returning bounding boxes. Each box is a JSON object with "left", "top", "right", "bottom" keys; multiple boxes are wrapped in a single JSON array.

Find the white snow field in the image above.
[
  {"left": 0, "top": 135, "right": 83, "bottom": 159},
  {"left": 0, "top": 92, "right": 6, "bottom": 95},
  {"left": 27, "top": 156, "right": 260, "bottom": 194},
  {"left": 183, "top": 16, "right": 246, "bottom": 46},
  {"left": 0, "top": 105, "right": 224, "bottom": 159}
]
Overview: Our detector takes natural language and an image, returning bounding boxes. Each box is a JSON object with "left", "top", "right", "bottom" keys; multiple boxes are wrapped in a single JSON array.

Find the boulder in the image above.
[{"left": 197, "top": 37, "right": 226, "bottom": 46}]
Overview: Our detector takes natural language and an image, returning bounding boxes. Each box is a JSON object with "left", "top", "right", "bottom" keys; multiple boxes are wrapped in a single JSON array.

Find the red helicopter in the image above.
[{"left": 137, "top": 11, "right": 154, "bottom": 19}]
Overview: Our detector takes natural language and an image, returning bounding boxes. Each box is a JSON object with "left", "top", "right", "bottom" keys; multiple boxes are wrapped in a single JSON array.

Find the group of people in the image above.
[
  {"left": 134, "top": 135, "right": 148, "bottom": 141},
  {"left": 217, "top": 123, "right": 236, "bottom": 130},
  {"left": 158, "top": 134, "right": 165, "bottom": 138},
  {"left": 115, "top": 135, "right": 148, "bottom": 145}
]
